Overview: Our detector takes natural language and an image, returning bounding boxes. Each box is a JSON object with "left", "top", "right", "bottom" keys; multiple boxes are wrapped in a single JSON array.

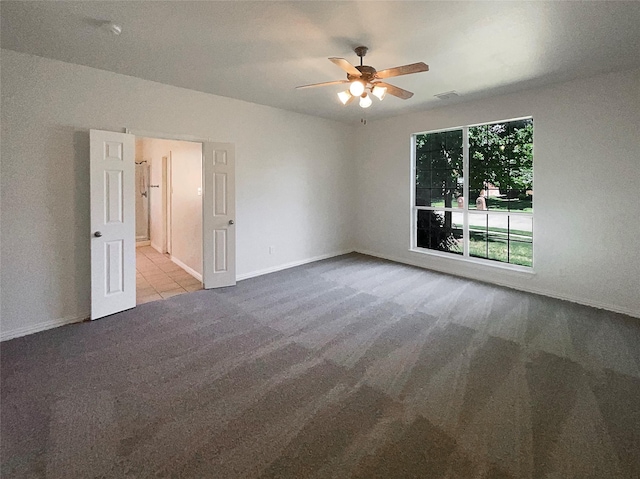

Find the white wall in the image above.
[
  {"left": 354, "top": 68, "right": 640, "bottom": 317},
  {"left": 168, "top": 139, "right": 202, "bottom": 275},
  {"left": 0, "top": 50, "right": 355, "bottom": 339}
]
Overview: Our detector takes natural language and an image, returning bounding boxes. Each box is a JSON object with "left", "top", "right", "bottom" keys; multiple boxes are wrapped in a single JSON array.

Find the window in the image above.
[{"left": 413, "top": 118, "right": 533, "bottom": 268}]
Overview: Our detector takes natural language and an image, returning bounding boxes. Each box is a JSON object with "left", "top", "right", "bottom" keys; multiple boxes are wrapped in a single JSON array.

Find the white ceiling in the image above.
[{"left": 2, "top": 1, "right": 640, "bottom": 124}]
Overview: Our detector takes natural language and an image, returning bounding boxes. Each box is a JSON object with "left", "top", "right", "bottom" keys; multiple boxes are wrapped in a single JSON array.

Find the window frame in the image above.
[{"left": 410, "top": 117, "right": 534, "bottom": 272}]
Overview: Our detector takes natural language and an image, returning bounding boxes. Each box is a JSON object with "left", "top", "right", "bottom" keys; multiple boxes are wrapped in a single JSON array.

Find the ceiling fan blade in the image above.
[
  {"left": 376, "top": 82, "right": 414, "bottom": 100},
  {"left": 329, "top": 57, "right": 362, "bottom": 77},
  {"left": 375, "top": 62, "right": 429, "bottom": 79},
  {"left": 296, "top": 80, "right": 349, "bottom": 89}
]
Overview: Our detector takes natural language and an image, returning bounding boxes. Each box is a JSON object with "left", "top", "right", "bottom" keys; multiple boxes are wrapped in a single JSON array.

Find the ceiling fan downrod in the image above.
[{"left": 354, "top": 46, "right": 368, "bottom": 66}]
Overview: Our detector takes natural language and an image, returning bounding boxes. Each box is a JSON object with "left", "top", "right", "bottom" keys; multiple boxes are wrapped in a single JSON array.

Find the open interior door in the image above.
[
  {"left": 203, "top": 142, "right": 236, "bottom": 289},
  {"left": 90, "top": 129, "right": 136, "bottom": 319}
]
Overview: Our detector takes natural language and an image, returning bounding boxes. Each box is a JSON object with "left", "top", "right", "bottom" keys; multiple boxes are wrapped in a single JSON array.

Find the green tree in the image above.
[
  {"left": 468, "top": 119, "right": 533, "bottom": 202},
  {"left": 415, "top": 130, "right": 463, "bottom": 209}
]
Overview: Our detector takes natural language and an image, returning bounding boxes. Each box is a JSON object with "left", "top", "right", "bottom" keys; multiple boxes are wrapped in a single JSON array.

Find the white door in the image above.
[
  {"left": 90, "top": 129, "right": 136, "bottom": 319},
  {"left": 203, "top": 142, "right": 236, "bottom": 288}
]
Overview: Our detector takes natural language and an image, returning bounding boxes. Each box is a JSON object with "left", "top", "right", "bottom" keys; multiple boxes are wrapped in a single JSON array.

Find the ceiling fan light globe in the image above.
[
  {"left": 359, "top": 93, "right": 372, "bottom": 108},
  {"left": 337, "top": 90, "right": 352, "bottom": 105},
  {"left": 372, "top": 85, "right": 387, "bottom": 100},
  {"left": 349, "top": 80, "right": 365, "bottom": 97}
]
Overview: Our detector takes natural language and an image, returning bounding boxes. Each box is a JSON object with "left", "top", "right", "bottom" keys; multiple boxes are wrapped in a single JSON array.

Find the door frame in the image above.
[{"left": 126, "top": 128, "right": 234, "bottom": 288}]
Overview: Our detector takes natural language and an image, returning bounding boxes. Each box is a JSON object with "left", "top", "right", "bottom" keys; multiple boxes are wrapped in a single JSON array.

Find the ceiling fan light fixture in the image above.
[
  {"left": 349, "top": 80, "right": 365, "bottom": 97},
  {"left": 359, "top": 93, "right": 372, "bottom": 108},
  {"left": 296, "top": 46, "right": 428, "bottom": 109},
  {"left": 372, "top": 85, "right": 387, "bottom": 101},
  {"left": 337, "top": 90, "right": 353, "bottom": 105}
]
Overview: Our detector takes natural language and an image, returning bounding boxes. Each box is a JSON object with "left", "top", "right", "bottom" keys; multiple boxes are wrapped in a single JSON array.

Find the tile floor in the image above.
[{"left": 136, "top": 245, "right": 203, "bottom": 304}]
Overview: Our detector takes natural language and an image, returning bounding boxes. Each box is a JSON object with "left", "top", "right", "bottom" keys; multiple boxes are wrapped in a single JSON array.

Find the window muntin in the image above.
[{"left": 413, "top": 118, "right": 533, "bottom": 268}]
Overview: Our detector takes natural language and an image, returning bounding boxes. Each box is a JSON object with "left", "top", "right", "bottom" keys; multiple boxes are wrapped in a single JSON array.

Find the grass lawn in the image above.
[
  {"left": 469, "top": 234, "right": 532, "bottom": 267},
  {"left": 443, "top": 229, "right": 532, "bottom": 266}
]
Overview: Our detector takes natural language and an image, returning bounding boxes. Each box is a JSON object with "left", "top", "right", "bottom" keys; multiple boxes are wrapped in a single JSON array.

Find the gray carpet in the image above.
[{"left": 2, "top": 253, "right": 639, "bottom": 478}]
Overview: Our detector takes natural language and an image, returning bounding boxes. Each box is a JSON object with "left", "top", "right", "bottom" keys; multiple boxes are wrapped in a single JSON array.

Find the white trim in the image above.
[
  {"left": 355, "top": 248, "right": 639, "bottom": 319},
  {"left": 136, "top": 240, "right": 151, "bottom": 247},
  {"left": 126, "top": 128, "right": 214, "bottom": 144},
  {"left": 409, "top": 246, "right": 535, "bottom": 274},
  {"left": 150, "top": 242, "right": 163, "bottom": 254},
  {"left": 236, "top": 250, "right": 353, "bottom": 281},
  {"left": 1, "top": 312, "right": 89, "bottom": 341},
  {"left": 409, "top": 134, "right": 417, "bottom": 251},
  {"left": 170, "top": 256, "right": 203, "bottom": 282},
  {"left": 462, "top": 127, "right": 470, "bottom": 256}
]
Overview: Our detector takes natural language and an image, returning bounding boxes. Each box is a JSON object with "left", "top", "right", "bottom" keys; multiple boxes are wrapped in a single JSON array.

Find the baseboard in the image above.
[
  {"left": 170, "top": 256, "right": 203, "bottom": 282},
  {"left": 354, "top": 249, "right": 640, "bottom": 319},
  {"left": 136, "top": 240, "right": 151, "bottom": 247},
  {"left": 236, "top": 249, "right": 353, "bottom": 282},
  {"left": 150, "top": 242, "right": 163, "bottom": 254},
  {"left": 1, "top": 312, "right": 89, "bottom": 342}
]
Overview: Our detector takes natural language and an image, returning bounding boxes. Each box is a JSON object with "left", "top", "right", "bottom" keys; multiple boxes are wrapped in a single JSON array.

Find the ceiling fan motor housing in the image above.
[{"left": 348, "top": 65, "right": 377, "bottom": 83}]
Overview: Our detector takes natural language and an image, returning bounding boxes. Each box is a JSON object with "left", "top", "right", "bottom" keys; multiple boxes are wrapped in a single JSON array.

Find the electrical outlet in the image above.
[{"left": 197, "top": 187, "right": 202, "bottom": 196}]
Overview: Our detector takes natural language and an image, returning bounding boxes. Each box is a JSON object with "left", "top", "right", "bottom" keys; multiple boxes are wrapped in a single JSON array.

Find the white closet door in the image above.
[
  {"left": 203, "top": 142, "right": 236, "bottom": 289},
  {"left": 90, "top": 129, "right": 136, "bottom": 319}
]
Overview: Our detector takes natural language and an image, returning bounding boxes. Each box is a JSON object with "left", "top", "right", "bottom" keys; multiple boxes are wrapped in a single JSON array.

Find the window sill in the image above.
[{"left": 409, "top": 247, "right": 536, "bottom": 275}]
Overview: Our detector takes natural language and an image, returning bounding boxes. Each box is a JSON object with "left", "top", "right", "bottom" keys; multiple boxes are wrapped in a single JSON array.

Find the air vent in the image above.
[{"left": 434, "top": 91, "right": 459, "bottom": 100}]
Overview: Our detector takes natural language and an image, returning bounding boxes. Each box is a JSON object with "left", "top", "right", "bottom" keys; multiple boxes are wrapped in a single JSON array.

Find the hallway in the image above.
[{"left": 135, "top": 246, "right": 203, "bottom": 304}]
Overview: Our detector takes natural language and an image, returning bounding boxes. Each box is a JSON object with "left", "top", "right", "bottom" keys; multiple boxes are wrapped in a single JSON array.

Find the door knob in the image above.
[
  {"left": 94, "top": 231, "right": 102, "bottom": 237},
  {"left": 228, "top": 220, "right": 234, "bottom": 225}
]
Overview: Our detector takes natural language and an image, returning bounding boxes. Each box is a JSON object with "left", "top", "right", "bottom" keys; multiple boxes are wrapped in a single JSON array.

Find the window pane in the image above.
[
  {"left": 469, "top": 119, "right": 533, "bottom": 214},
  {"left": 488, "top": 235, "right": 509, "bottom": 263},
  {"left": 488, "top": 214, "right": 509, "bottom": 235},
  {"left": 415, "top": 130, "right": 463, "bottom": 209},
  {"left": 509, "top": 215, "right": 533, "bottom": 266},
  {"left": 509, "top": 241, "right": 533, "bottom": 267},
  {"left": 509, "top": 215, "right": 532, "bottom": 242},
  {"left": 415, "top": 188, "right": 432, "bottom": 207},
  {"left": 430, "top": 188, "right": 445, "bottom": 207},
  {"left": 487, "top": 215, "right": 509, "bottom": 263},
  {"left": 416, "top": 210, "right": 463, "bottom": 254},
  {"left": 485, "top": 185, "right": 507, "bottom": 211},
  {"left": 469, "top": 213, "right": 488, "bottom": 259}
]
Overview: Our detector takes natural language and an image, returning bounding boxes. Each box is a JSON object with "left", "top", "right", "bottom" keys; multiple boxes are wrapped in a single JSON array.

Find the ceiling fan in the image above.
[{"left": 296, "top": 46, "right": 429, "bottom": 108}]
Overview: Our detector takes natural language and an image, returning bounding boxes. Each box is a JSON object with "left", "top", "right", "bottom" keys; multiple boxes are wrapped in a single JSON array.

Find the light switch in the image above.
[{"left": 197, "top": 187, "right": 202, "bottom": 196}]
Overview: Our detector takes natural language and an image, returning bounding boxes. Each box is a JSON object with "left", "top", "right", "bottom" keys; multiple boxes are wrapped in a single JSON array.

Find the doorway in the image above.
[
  {"left": 90, "top": 129, "right": 236, "bottom": 320},
  {"left": 134, "top": 136, "right": 204, "bottom": 304}
]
